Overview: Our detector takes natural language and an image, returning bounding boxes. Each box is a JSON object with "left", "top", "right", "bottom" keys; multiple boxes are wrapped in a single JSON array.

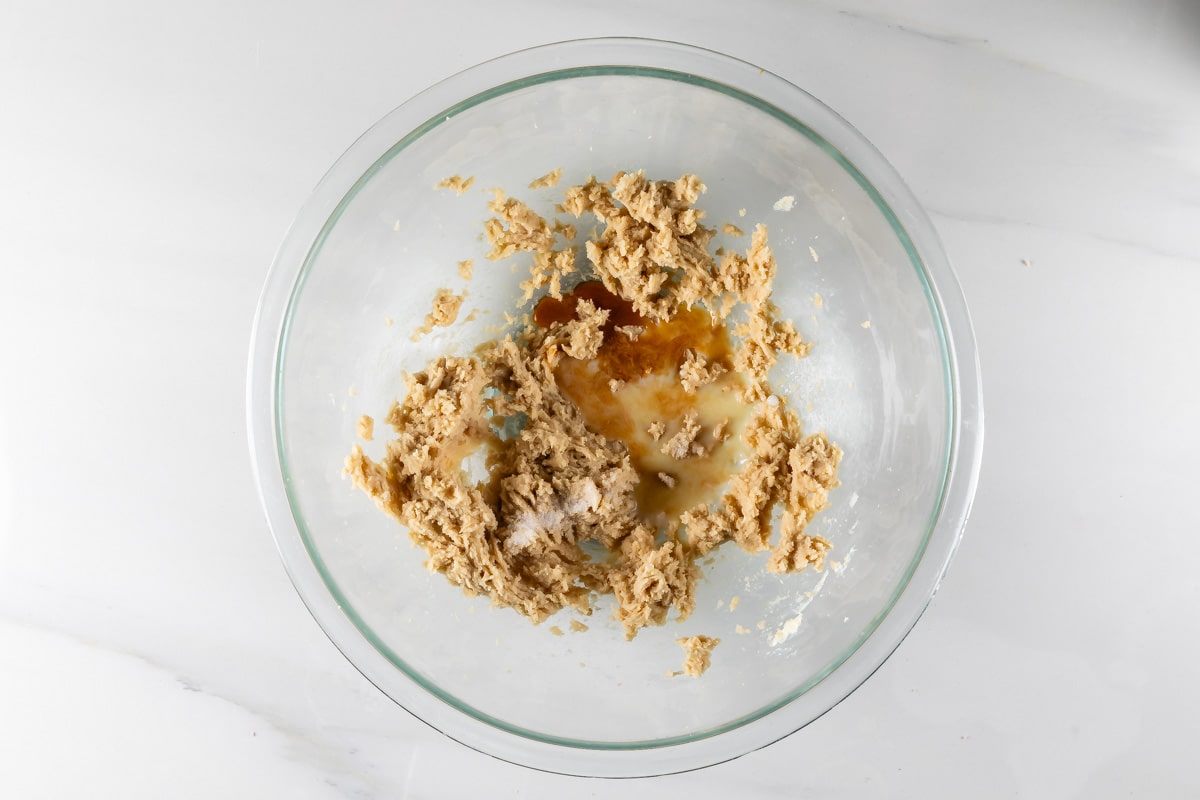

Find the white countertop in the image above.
[{"left": 2, "top": 1, "right": 1198, "bottom": 797}]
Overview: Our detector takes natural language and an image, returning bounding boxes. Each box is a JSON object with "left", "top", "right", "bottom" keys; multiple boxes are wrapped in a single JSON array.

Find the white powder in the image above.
[
  {"left": 812, "top": 569, "right": 829, "bottom": 596},
  {"left": 773, "top": 195, "right": 796, "bottom": 211},
  {"left": 504, "top": 509, "right": 563, "bottom": 552},
  {"left": 768, "top": 570, "right": 831, "bottom": 647},
  {"left": 505, "top": 516, "right": 540, "bottom": 551},
  {"left": 509, "top": 481, "right": 602, "bottom": 552},
  {"left": 770, "top": 613, "right": 803, "bottom": 646},
  {"left": 832, "top": 546, "right": 855, "bottom": 576},
  {"left": 565, "top": 478, "right": 601, "bottom": 514},
  {"left": 504, "top": 520, "right": 537, "bottom": 551}
]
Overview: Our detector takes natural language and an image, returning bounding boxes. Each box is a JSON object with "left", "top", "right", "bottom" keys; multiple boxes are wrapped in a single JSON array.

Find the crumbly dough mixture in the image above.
[
  {"left": 412, "top": 288, "right": 465, "bottom": 340},
  {"left": 676, "top": 635, "right": 720, "bottom": 677},
  {"left": 347, "top": 171, "right": 842, "bottom": 659},
  {"left": 436, "top": 174, "right": 475, "bottom": 195},
  {"left": 528, "top": 168, "right": 564, "bottom": 189}
]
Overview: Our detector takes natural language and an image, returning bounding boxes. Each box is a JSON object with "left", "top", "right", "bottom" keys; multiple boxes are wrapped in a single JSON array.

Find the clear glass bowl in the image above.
[{"left": 248, "top": 38, "right": 983, "bottom": 777}]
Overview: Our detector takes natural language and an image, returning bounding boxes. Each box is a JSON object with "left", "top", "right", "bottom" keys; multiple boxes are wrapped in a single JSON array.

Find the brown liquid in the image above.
[
  {"left": 533, "top": 281, "right": 645, "bottom": 330},
  {"left": 536, "top": 282, "right": 749, "bottom": 520}
]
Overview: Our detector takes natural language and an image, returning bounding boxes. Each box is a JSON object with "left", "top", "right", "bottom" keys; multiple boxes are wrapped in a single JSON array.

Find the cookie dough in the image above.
[
  {"left": 676, "top": 635, "right": 720, "bottom": 677},
  {"left": 347, "top": 171, "right": 841, "bottom": 650},
  {"left": 529, "top": 167, "right": 564, "bottom": 189},
  {"left": 435, "top": 174, "right": 475, "bottom": 195},
  {"left": 411, "top": 287, "right": 465, "bottom": 340}
]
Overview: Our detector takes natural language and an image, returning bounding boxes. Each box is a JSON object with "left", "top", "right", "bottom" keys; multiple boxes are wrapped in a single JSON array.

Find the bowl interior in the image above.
[{"left": 276, "top": 69, "right": 950, "bottom": 746}]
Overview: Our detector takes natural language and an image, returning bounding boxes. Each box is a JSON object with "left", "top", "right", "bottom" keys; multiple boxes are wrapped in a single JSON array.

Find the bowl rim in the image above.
[{"left": 247, "top": 35, "right": 984, "bottom": 778}]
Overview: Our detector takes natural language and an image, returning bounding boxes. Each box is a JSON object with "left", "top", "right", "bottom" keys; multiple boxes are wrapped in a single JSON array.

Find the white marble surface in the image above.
[{"left": 2, "top": 1, "right": 1198, "bottom": 796}]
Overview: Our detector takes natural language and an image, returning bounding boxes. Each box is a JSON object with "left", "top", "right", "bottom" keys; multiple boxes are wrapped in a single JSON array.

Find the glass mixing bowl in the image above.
[{"left": 248, "top": 38, "right": 983, "bottom": 777}]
